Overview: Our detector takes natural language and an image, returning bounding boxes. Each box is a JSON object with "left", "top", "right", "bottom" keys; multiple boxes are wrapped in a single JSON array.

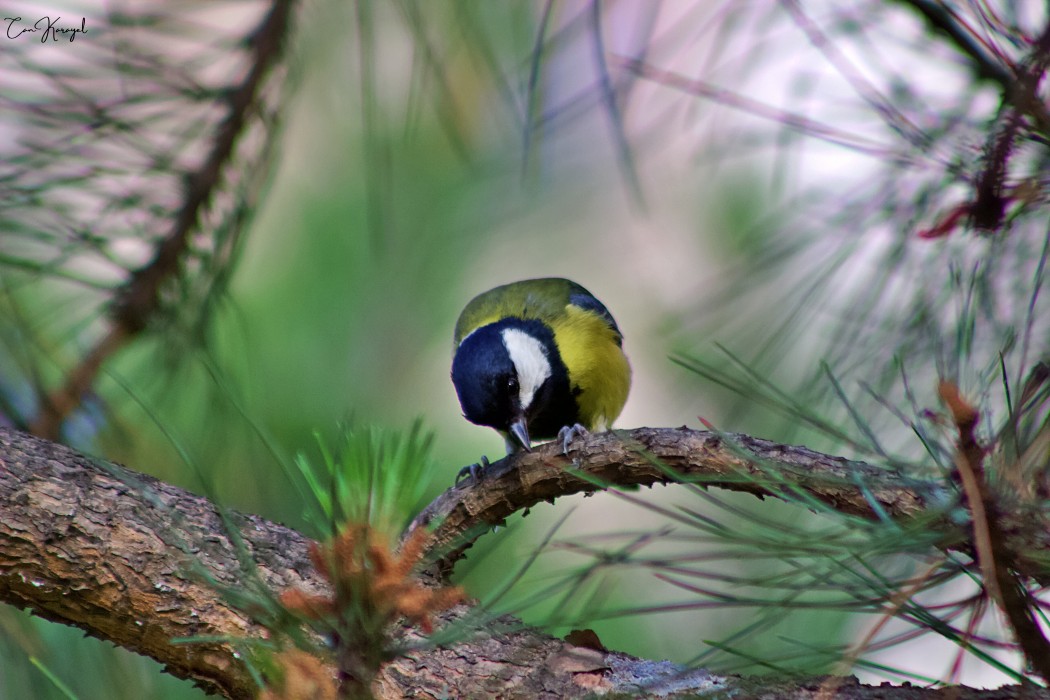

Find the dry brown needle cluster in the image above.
[
  {"left": 263, "top": 525, "right": 464, "bottom": 698},
  {"left": 258, "top": 649, "right": 339, "bottom": 700},
  {"left": 280, "top": 524, "right": 463, "bottom": 634}
]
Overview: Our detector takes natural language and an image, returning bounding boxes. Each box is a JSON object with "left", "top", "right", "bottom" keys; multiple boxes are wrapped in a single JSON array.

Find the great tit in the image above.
[{"left": 451, "top": 278, "right": 631, "bottom": 456}]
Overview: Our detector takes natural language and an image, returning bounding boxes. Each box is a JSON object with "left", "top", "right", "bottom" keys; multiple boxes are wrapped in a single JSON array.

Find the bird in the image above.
[{"left": 451, "top": 278, "right": 631, "bottom": 470}]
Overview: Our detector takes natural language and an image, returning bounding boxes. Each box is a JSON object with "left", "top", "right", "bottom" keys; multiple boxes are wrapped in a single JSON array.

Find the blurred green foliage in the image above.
[{"left": 0, "top": 606, "right": 197, "bottom": 700}]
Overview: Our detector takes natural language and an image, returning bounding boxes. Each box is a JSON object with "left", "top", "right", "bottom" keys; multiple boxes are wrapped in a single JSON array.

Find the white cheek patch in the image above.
[{"left": 501, "top": 328, "right": 551, "bottom": 411}]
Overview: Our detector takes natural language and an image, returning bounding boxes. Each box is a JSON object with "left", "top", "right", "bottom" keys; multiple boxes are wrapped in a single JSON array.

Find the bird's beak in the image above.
[{"left": 509, "top": 418, "right": 531, "bottom": 452}]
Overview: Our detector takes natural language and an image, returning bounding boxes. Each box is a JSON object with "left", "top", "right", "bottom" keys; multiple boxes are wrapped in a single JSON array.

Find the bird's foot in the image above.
[
  {"left": 455, "top": 455, "right": 491, "bottom": 486},
  {"left": 557, "top": 423, "right": 589, "bottom": 455}
]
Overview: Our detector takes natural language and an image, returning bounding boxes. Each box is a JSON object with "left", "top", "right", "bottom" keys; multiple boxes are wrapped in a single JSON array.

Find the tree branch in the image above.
[
  {"left": 409, "top": 427, "right": 1050, "bottom": 586},
  {"left": 0, "top": 427, "right": 307, "bottom": 698},
  {"left": 2, "top": 427, "right": 1048, "bottom": 698},
  {"left": 940, "top": 382, "right": 1050, "bottom": 682},
  {"left": 28, "top": 0, "right": 296, "bottom": 441}
]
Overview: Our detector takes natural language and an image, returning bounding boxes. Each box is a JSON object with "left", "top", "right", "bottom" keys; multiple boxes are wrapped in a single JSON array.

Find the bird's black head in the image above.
[
  {"left": 451, "top": 318, "right": 575, "bottom": 450},
  {"left": 452, "top": 322, "right": 521, "bottom": 430}
]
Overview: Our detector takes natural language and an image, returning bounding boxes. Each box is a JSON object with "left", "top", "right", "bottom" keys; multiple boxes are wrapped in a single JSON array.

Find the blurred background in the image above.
[{"left": 2, "top": 1, "right": 1048, "bottom": 697}]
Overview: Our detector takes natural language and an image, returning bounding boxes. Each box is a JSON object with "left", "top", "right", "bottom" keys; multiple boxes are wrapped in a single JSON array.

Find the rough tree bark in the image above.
[{"left": 0, "top": 427, "right": 1045, "bottom": 699}]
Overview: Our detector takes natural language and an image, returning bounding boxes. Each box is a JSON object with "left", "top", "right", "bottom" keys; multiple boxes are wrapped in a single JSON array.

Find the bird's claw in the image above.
[
  {"left": 456, "top": 455, "right": 491, "bottom": 486},
  {"left": 558, "top": 423, "right": 589, "bottom": 455}
]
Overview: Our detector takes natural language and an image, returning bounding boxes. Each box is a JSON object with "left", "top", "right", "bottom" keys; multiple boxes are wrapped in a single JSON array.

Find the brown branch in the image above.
[
  {"left": 410, "top": 428, "right": 935, "bottom": 569},
  {"left": 872, "top": 3, "right": 1050, "bottom": 233},
  {"left": 28, "top": 0, "right": 295, "bottom": 442},
  {"left": 0, "top": 427, "right": 307, "bottom": 698},
  {"left": 2, "top": 427, "right": 1050, "bottom": 699},
  {"left": 940, "top": 381, "right": 1050, "bottom": 683},
  {"left": 969, "top": 21, "right": 1050, "bottom": 231},
  {"left": 407, "top": 427, "right": 1050, "bottom": 587}
]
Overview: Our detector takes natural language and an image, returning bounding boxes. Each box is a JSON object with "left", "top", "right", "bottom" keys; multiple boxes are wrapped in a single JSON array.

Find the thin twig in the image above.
[
  {"left": 969, "top": 21, "right": 1050, "bottom": 230},
  {"left": 940, "top": 380, "right": 1050, "bottom": 683},
  {"left": 891, "top": 0, "right": 1013, "bottom": 87},
  {"left": 29, "top": 0, "right": 295, "bottom": 441}
]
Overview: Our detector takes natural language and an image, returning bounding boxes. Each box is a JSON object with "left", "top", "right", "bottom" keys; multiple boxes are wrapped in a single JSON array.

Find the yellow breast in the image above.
[{"left": 549, "top": 305, "right": 631, "bottom": 430}]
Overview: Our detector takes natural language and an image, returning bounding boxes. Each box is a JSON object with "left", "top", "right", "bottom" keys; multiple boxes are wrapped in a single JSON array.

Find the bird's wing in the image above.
[{"left": 565, "top": 281, "right": 623, "bottom": 343}]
